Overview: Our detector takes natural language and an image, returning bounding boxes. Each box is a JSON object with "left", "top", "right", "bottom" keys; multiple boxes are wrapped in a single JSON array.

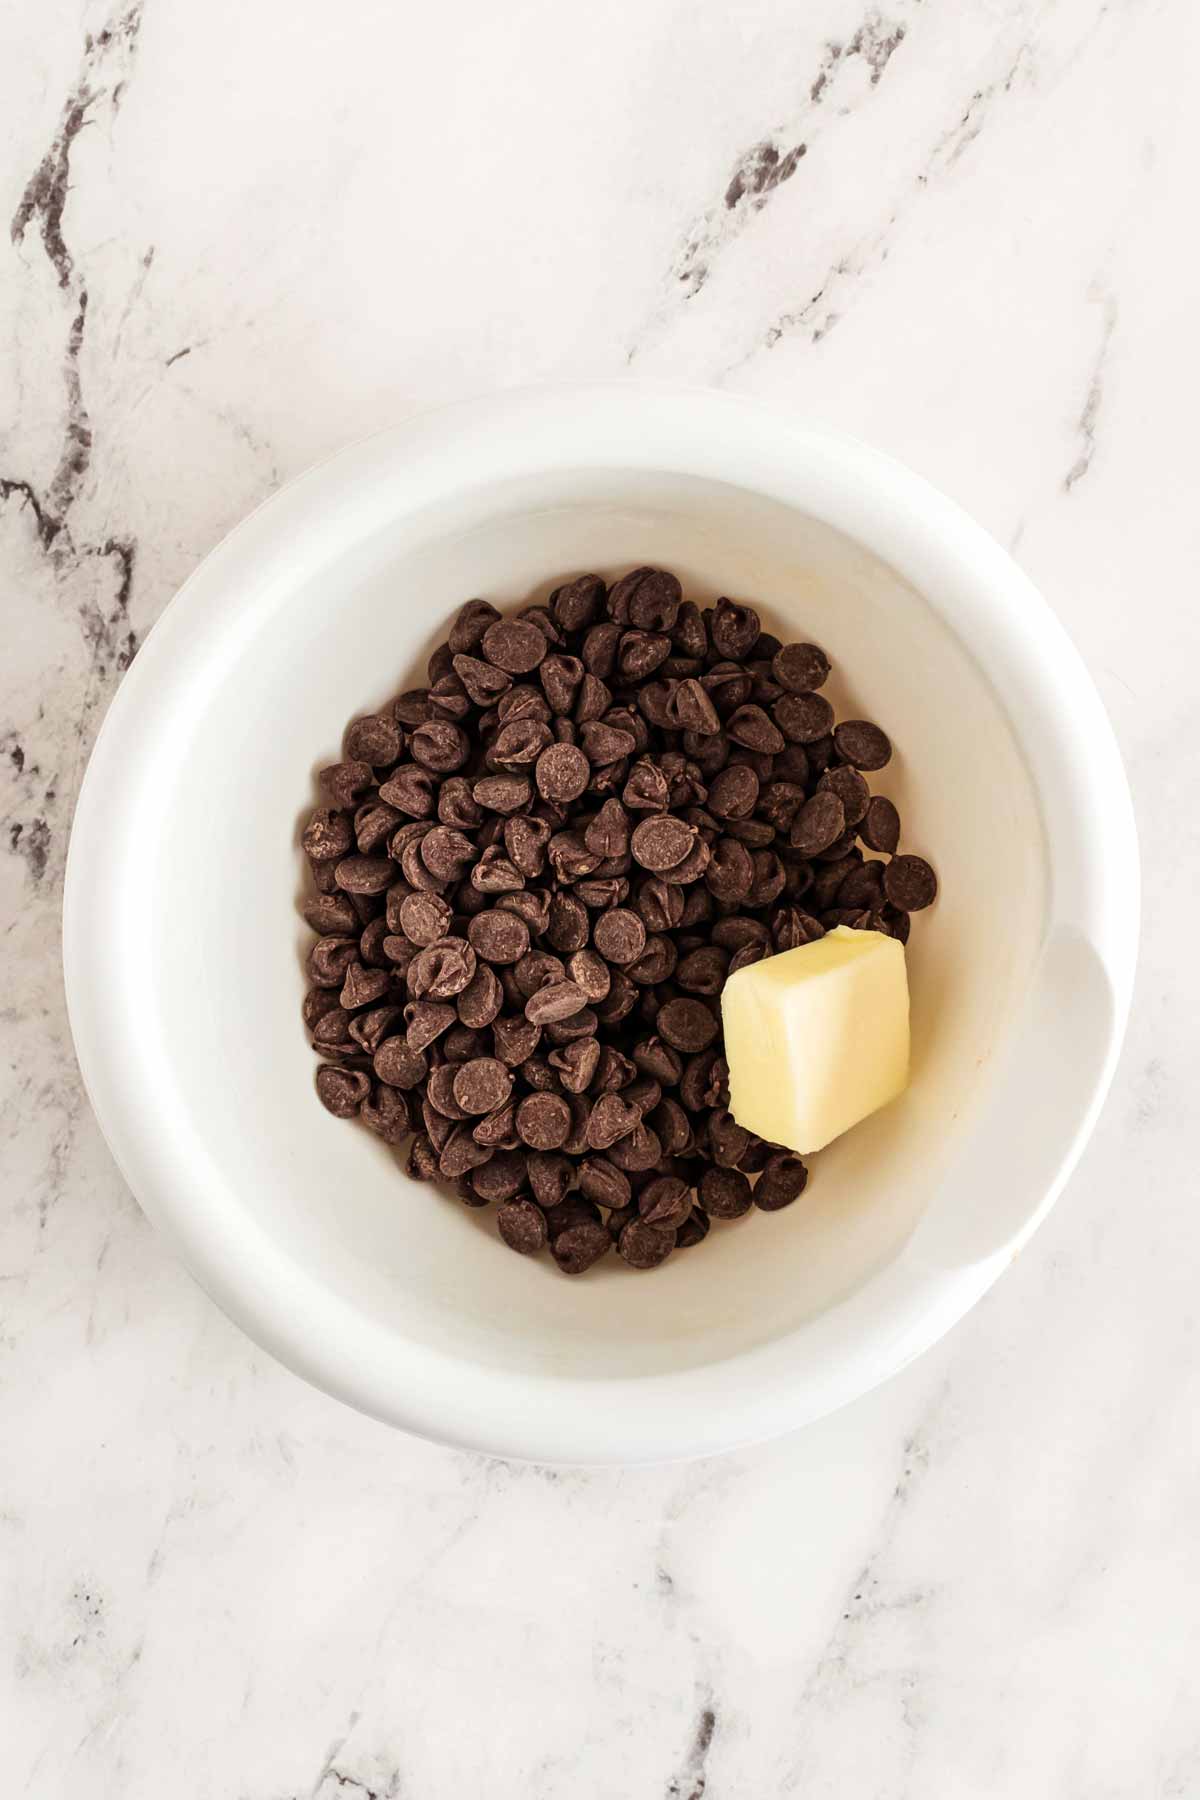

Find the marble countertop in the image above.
[{"left": 2, "top": 0, "right": 1196, "bottom": 1793}]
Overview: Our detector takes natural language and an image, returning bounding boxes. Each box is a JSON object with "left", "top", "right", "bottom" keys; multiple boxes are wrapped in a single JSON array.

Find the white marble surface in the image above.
[{"left": 2, "top": 0, "right": 1197, "bottom": 1793}]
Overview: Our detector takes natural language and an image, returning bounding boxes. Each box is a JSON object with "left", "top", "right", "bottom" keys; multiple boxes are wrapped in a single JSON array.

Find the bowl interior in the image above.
[{"left": 137, "top": 468, "right": 1045, "bottom": 1380}]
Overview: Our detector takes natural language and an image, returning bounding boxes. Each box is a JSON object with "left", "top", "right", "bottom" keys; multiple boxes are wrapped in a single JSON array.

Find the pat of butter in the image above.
[{"left": 722, "top": 926, "right": 909, "bottom": 1154}]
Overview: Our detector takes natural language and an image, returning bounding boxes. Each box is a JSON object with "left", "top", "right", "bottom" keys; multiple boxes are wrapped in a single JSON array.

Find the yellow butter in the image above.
[{"left": 721, "top": 926, "right": 910, "bottom": 1154}]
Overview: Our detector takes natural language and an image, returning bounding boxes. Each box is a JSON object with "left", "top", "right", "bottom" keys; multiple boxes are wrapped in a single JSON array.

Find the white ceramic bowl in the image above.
[{"left": 64, "top": 385, "right": 1138, "bottom": 1464}]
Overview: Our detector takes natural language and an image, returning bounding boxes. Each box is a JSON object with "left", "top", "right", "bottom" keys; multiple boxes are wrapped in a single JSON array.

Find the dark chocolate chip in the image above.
[
  {"left": 725, "top": 704, "right": 785, "bottom": 754},
  {"left": 592, "top": 908, "right": 647, "bottom": 966},
  {"left": 315, "top": 1065, "right": 371, "bottom": 1118},
  {"left": 754, "top": 1152, "right": 809, "bottom": 1211},
  {"left": 699, "top": 1166, "right": 753, "bottom": 1219},
  {"left": 882, "top": 854, "right": 937, "bottom": 911},
  {"left": 536, "top": 742, "right": 591, "bottom": 804},
  {"left": 497, "top": 1199, "right": 549, "bottom": 1255},
  {"left": 481, "top": 617, "right": 548, "bottom": 674},
  {"left": 516, "top": 1091, "right": 572, "bottom": 1150},
  {"left": 552, "top": 1220, "right": 612, "bottom": 1275},
  {"left": 657, "top": 998, "right": 719, "bottom": 1053},
  {"left": 789, "top": 791, "right": 846, "bottom": 857},
  {"left": 861, "top": 795, "right": 901, "bottom": 855},
  {"left": 617, "top": 1218, "right": 676, "bottom": 1269},
  {"left": 833, "top": 719, "right": 892, "bottom": 771},
  {"left": 525, "top": 980, "right": 588, "bottom": 1025},
  {"left": 772, "top": 642, "right": 830, "bottom": 693},
  {"left": 467, "top": 909, "right": 530, "bottom": 965},
  {"left": 408, "top": 937, "right": 477, "bottom": 1000},
  {"left": 774, "top": 692, "right": 834, "bottom": 744},
  {"left": 630, "top": 814, "right": 696, "bottom": 872}
]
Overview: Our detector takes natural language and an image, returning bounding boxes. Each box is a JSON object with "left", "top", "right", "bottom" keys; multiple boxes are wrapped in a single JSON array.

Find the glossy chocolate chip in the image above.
[
  {"left": 883, "top": 854, "right": 938, "bottom": 911},
  {"left": 833, "top": 719, "right": 892, "bottom": 771}
]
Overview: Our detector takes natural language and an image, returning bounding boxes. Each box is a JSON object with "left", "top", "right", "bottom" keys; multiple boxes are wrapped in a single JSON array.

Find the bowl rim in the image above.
[{"left": 63, "top": 382, "right": 1139, "bottom": 1463}]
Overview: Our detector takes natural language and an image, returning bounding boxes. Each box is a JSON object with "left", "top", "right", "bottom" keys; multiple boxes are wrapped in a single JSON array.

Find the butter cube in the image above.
[{"left": 722, "top": 927, "right": 909, "bottom": 1154}]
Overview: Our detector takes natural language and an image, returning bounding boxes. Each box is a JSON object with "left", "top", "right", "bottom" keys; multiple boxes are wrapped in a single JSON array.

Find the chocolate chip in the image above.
[
  {"left": 649, "top": 1097, "right": 692, "bottom": 1157},
  {"left": 789, "top": 791, "right": 846, "bottom": 857},
  {"left": 449, "top": 1057, "right": 512, "bottom": 1115},
  {"left": 408, "top": 936, "right": 477, "bottom": 999},
  {"left": 565, "top": 947, "right": 611, "bottom": 1003},
  {"left": 470, "top": 775, "right": 531, "bottom": 815},
  {"left": 546, "top": 573, "right": 603, "bottom": 634},
  {"left": 860, "top": 795, "right": 901, "bottom": 855},
  {"left": 726, "top": 704, "right": 785, "bottom": 754},
  {"left": 426, "top": 1062, "right": 470, "bottom": 1119},
  {"left": 516, "top": 1091, "right": 572, "bottom": 1150},
  {"left": 403, "top": 1000, "right": 456, "bottom": 1053},
  {"left": 307, "top": 936, "right": 358, "bottom": 987},
  {"left": 536, "top": 742, "right": 590, "bottom": 804},
  {"left": 771, "top": 907, "right": 824, "bottom": 950},
  {"left": 710, "top": 597, "right": 761, "bottom": 660},
  {"left": 552, "top": 1220, "right": 612, "bottom": 1274},
  {"left": 467, "top": 909, "right": 530, "bottom": 965},
  {"left": 340, "top": 961, "right": 389, "bottom": 1009},
  {"left": 707, "top": 764, "right": 759, "bottom": 820},
  {"left": 491, "top": 1014, "right": 540, "bottom": 1068},
  {"left": 638, "top": 1176, "right": 692, "bottom": 1228},
  {"left": 497, "top": 1199, "right": 548, "bottom": 1255},
  {"left": 836, "top": 860, "right": 886, "bottom": 910},
  {"left": 578, "top": 1157, "right": 632, "bottom": 1209},
  {"left": 774, "top": 692, "right": 834, "bottom": 744},
  {"left": 360, "top": 1085, "right": 412, "bottom": 1142},
  {"left": 676, "top": 1209, "right": 711, "bottom": 1249},
  {"left": 618, "top": 630, "right": 673, "bottom": 682},
  {"left": 703, "top": 837, "right": 752, "bottom": 905},
  {"left": 379, "top": 764, "right": 437, "bottom": 817},
  {"left": 833, "top": 719, "right": 892, "bottom": 771},
  {"left": 344, "top": 714, "right": 403, "bottom": 766},
  {"left": 818, "top": 763, "right": 870, "bottom": 829},
  {"left": 618, "top": 1218, "right": 676, "bottom": 1269},
  {"left": 471, "top": 847, "right": 526, "bottom": 893},
  {"left": 320, "top": 760, "right": 373, "bottom": 808},
  {"left": 699, "top": 1166, "right": 753, "bottom": 1218},
  {"left": 439, "top": 1125, "right": 493, "bottom": 1178},
  {"left": 303, "top": 809, "right": 354, "bottom": 864},
  {"left": 420, "top": 826, "right": 476, "bottom": 882},
  {"left": 663, "top": 678, "right": 721, "bottom": 735},
  {"left": 445, "top": 599, "right": 499, "bottom": 656},
  {"left": 592, "top": 908, "right": 647, "bottom": 966},
  {"left": 630, "top": 814, "right": 695, "bottom": 872},
  {"left": 628, "top": 934, "right": 677, "bottom": 985},
  {"left": 883, "top": 854, "right": 937, "bottom": 911},
  {"left": 302, "top": 894, "right": 359, "bottom": 937},
  {"left": 772, "top": 642, "right": 830, "bottom": 693},
  {"left": 660, "top": 838, "right": 712, "bottom": 887},
  {"left": 579, "top": 720, "right": 637, "bottom": 766},
  {"left": 549, "top": 1037, "right": 601, "bottom": 1092},
  {"left": 608, "top": 567, "right": 681, "bottom": 630},
  {"left": 881, "top": 905, "right": 911, "bottom": 943},
  {"left": 335, "top": 855, "right": 394, "bottom": 896},
  {"left": 657, "top": 998, "right": 719, "bottom": 1052},
  {"left": 410, "top": 721, "right": 469, "bottom": 774},
  {"left": 524, "top": 980, "right": 588, "bottom": 1025},
  {"left": 675, "top": 945, "right": 728, "bottom": 995},
  {"left": 315, "top": 1065, "right": 370, "bottom": 1118},
  {"left": 481, "top": 617, "right": 548, "bottom": 674},
  {"left": 754, "top": 1152, "right": 809, "bottom": 1211},
  {"left": 587, "top": 1092, "right": 640, "bottom": 1150}
]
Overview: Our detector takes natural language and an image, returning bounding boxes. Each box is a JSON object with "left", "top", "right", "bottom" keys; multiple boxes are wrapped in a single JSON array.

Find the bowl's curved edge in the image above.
[{"left": 62, "top": 381, "right": 1140, "bottom": 1463}]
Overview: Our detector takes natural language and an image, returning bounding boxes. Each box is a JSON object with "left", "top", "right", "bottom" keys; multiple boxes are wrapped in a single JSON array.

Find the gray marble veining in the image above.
[{"left": 2, "top": 0, "right": 1197, "bottom": 1794}]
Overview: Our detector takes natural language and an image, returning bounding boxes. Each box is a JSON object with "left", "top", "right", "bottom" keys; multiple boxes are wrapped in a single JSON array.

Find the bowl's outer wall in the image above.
[{"left": 63, "top": 387, "right": 1138, "bottom": 1462}]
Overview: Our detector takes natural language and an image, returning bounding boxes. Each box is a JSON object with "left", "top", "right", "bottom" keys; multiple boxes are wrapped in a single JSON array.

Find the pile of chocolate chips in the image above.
[{"left": 301, "top": 570, "right": 937, "bottom": 1274}]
